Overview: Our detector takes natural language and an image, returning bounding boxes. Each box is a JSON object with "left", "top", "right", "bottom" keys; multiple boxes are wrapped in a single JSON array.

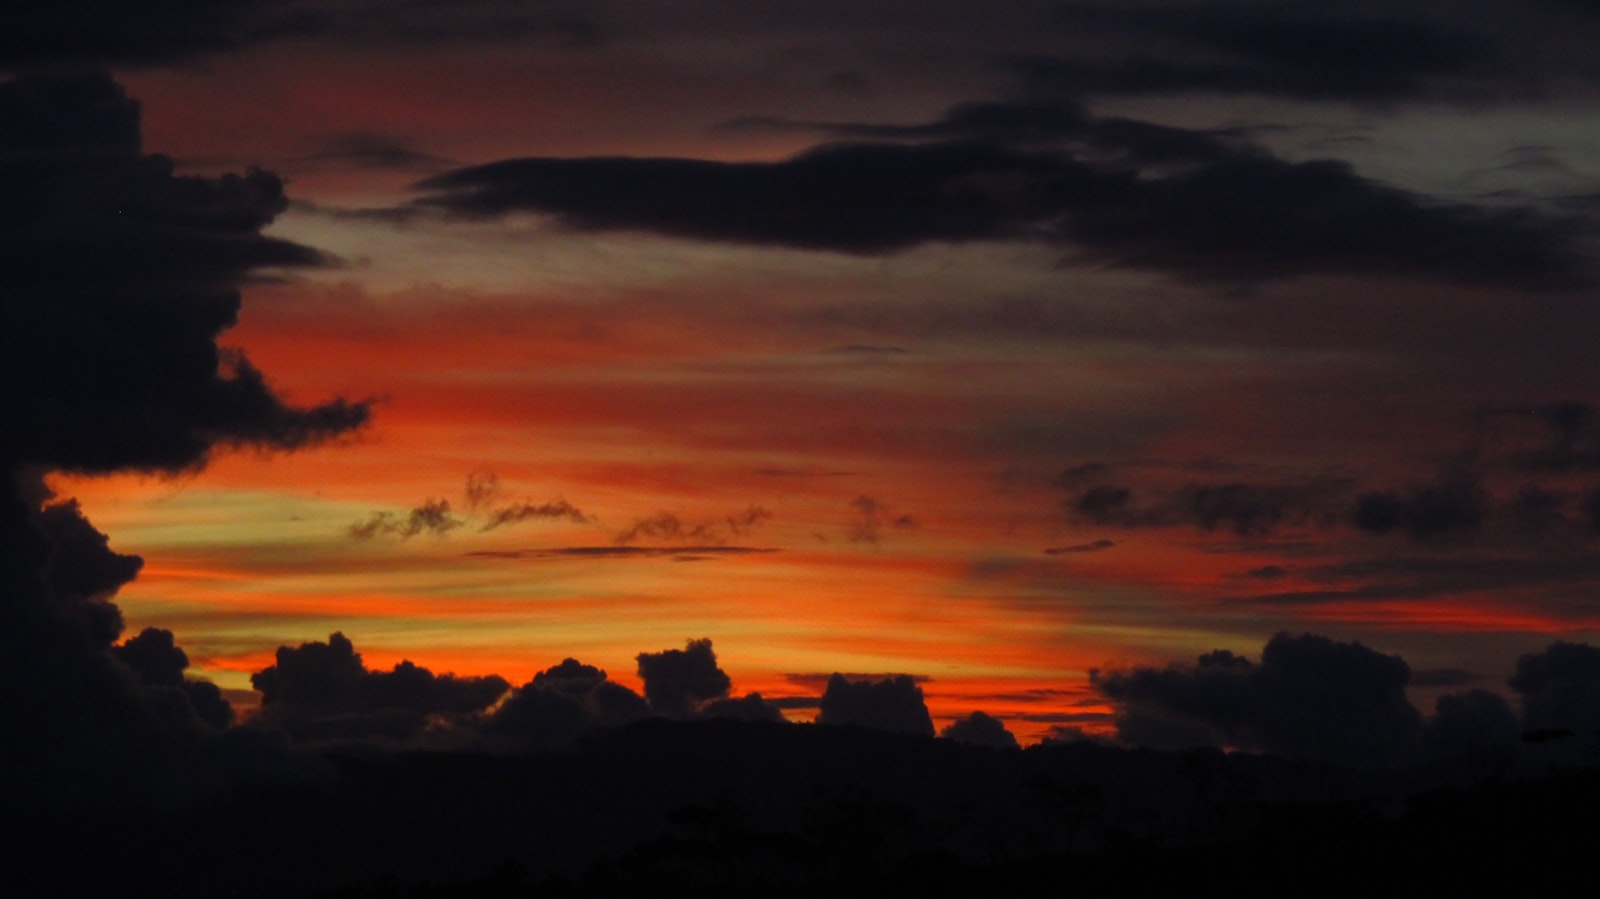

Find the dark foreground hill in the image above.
[{"left": 5, "top": 718, "right": 1595, "bottom": 897}]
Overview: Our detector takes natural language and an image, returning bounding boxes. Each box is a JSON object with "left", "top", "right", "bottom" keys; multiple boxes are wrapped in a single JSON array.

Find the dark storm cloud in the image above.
[
  {"left": 1508, "top": 641, "right": 1600, "bottom": 735},
  {"left": 1093, "top": 632, "right": 1422, "bottom": 767},
  {"left": 348, "top": 498, "right": 463, "bottom": 539},
  {"left": 0, "top": 73, "right": 369, "bottom": 477},
  {"left": 0, "top": 71, "right": 364, "bottom": 805},
  {"left": 940, "top": 711, "right": 1020, "bottom": 749},
  {"left": 636, "top": 638, "right": 732, "bottom": 718},
  {"left": 250, "top": 632, "right": 509, "bottom": 743},
  {"left": 816, "top": 674, "right": 935, "bottom": 737},
  {"left": 414, "top": 124, "right": 1588, "bottom": 287}
]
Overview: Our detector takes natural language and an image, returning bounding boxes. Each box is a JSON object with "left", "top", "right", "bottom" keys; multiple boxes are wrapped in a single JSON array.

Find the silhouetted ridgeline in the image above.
[{"left": 5, "top": 717, "right": 1597, "bottom": 898}]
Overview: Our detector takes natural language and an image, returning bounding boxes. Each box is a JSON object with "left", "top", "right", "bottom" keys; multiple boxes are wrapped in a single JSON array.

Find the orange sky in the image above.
[{"left": 30, "top": 10, "right": 1600, "bottom": 746}]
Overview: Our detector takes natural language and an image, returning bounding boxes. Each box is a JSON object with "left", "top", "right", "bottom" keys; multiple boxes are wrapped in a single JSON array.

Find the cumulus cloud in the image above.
[
  {"left": 489, "top": 658, "right": 650, "bottom": 747},
  {"left": 250, "top": 633, "right": 509, "bottom": 743},
  {"left": 816, "top": 674, "right": 935, "bottom": 737},
  {"left": 940, "top": 711, "right": 1020, "bottom": 749},
  {"left": 636, "top": 639, "right": 734, "bottom": 718},
  {"left": 1093, "top": 632, "right": 1422, "bottom": 767},
  {"left": 114, "top": 627, "right": 234, "bottom": 729}
]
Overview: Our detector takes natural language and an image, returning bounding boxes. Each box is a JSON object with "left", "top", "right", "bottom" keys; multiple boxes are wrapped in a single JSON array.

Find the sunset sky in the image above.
[{"left": 19, "top": 0, "right": 1600, "bottom": 745}]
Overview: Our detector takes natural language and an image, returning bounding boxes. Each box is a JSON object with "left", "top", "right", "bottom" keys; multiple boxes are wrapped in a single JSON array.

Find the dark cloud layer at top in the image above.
[
  {"left": 0, "top": 0, "right": 599, "bottom": 69},
  {"left": 414, "top": 113, "right": 1586, "bottom": 288},
  {"left": 1017, "top": 8, "right": 1497, "bottom": 103}
]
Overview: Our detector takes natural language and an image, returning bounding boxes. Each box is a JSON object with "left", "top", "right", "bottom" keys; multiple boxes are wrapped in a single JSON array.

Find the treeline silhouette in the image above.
[{"left": 7, "top": 716, "right": 1596, "bottom": 898}]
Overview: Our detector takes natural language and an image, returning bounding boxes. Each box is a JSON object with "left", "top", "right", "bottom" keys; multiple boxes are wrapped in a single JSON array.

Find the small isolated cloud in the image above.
[
  {"left": 614, "top": 505, "right": 772, "bottom": 546},
  {"left": 847, "top": 495, "right": 916, "bottom": 545},
  {"left": 1045, "top": 539, "right": 1116, "bottom": 555},
  {"left": 481, "top": 499, "right": 591, "bottom": 531},
  {"left": 464, "top": 469, "right": 502, "bottom": 511},
  {"left": 348, "top": 498, "right": 463, "bottom": 539},
  {"left": 816, "top": 674, "right": 934, "bottom": 737}
]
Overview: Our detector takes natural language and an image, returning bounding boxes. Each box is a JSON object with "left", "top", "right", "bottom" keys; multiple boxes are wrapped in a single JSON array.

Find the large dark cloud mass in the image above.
[{"left": 0, "top": 71, "right": 367, "bottom": 804}]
